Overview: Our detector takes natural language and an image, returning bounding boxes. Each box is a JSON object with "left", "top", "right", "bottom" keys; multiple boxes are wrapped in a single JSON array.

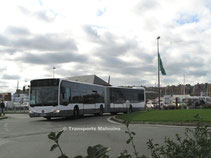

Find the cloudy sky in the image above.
[{"left": 1, "top": 0, "right": 211, "bottom": 92}]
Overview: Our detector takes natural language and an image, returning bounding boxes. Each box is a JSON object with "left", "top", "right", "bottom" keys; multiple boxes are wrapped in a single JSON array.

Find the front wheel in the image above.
[
  {"left": 99, "top": 106, "right": 103, "bottom": 116},
  {"left": 95, "top": 106, "right": 103, "bottom": 116},
  {"left": 73, "top": 107, "right": 79, "bottom": 119}
]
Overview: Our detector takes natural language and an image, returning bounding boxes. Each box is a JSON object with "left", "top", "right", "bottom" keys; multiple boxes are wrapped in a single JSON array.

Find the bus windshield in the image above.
[{"left": 30, "top": 79, "right": 59, "bottom": 106}]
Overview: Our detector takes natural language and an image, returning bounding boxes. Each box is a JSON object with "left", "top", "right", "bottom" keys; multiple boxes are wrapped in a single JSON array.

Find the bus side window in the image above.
[
  {"left": 138, "top": 92, "right": 144, "bottom": 102},
  {"left": 60, "top": 87, "right": 71, "bottom": 105},
  {"left": 65, "top": 88, "right": 71, "bottom": 101}
]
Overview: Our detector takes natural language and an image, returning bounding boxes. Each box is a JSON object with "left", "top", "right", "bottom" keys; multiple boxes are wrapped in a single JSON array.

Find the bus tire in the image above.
[
  {"left": 99, "top": 105, "right": 103, "bottom": 116},
  {"left": 95, "top": 105, "right": 103, "bottom": 116},
  {"left": 111, "top": 112, "right": 117, "bottom": 115},
  {"left": 73, "top": 106, "right": 79, "bottom": 119},
  {"left": 129, "top": 105, "right": 133, "bottom": 113}
]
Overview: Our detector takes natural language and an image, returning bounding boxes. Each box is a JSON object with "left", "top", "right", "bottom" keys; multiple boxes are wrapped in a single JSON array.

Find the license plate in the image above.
[{"left": 40, "top": 113, "right": 47, "bottom": 117}]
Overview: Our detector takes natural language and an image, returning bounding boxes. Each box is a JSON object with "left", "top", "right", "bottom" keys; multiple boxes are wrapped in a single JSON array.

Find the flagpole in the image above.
[{"left": 157, "top": 36, "right": 160, "bottom": 109}]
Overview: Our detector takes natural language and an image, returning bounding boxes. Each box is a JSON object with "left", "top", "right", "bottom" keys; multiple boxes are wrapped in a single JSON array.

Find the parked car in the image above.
[
  {"left": 178, "top": 102, "right": 187, "bottom": 109},
  {"left": 146, "top": 100, "right": 154, "bottom": 109},
  {"left": 21, "top": 102, "right": 29, "bottom": 110},
  {"left": 152, "top": 102, "right": 164, "bottom": 109},
  {"left": 162, "top": 103, "right": 175, "bottom": 110}
]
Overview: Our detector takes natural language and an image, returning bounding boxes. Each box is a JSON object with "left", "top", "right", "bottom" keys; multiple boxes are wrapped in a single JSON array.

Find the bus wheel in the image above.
[
  {"left": 73, "top": 107, "right": 79, "bottom": 119},
  {"left": 95, "top": 106, "right": 103, "bottom": 116},
  {"left": 99, "top": 106, "right": 103, "bottom": 116},
  {"left": 129, "top": 105, "right": 133, "bottom": 113}
]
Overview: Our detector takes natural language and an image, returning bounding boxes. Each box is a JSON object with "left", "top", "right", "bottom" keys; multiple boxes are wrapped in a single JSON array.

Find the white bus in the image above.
[{"left": 29, "top": 78, "right": 145, "bottom": 120}]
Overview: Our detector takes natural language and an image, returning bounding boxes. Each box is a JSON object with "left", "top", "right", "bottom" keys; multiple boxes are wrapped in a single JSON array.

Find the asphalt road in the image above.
[{"left": 0, "top": 114, "right": 191, "bottom": 158}]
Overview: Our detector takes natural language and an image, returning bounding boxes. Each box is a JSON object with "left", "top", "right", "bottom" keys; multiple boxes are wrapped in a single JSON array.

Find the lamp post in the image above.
[
  {"left": 53, "top": 67, "right": 56, "bottom": 78},
  {"left": 157, "top": 36, "right": 160, "bottom": 109}
]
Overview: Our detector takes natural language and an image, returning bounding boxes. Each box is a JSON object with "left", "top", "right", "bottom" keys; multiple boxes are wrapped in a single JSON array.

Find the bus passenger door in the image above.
[
  {"left": 81, "top": 91, "right": 96, "bottom": 114},
  {"left": 71, "top": 91, "right": 83, "bottom": 114}
]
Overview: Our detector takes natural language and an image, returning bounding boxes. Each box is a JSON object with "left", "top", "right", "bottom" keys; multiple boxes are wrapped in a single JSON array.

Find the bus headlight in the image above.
[
  {"left": 29, "top": 110, "right": 33, "bottom": 114},
  {"left": 55, "top": 109, "right": 60, "bottom": 113}
]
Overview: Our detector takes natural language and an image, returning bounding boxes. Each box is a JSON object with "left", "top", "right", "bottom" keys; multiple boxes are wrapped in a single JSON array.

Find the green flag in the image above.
[{"left": 158, "top": 53, "right": 166, "bottom": 75}]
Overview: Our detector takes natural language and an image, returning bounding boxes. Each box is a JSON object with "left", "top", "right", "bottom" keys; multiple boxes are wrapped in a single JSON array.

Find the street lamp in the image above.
[
  {"left": 53, "top": 67, "right": 56, "bottom": 78},
  {"left": 157, "top": 36, "right": 161, "bottom": 109}
]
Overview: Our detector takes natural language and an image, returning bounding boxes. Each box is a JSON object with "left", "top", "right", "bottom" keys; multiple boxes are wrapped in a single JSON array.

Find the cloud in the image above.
[
  {"left": 0, "top": 48, "right": 18, "bottom": 55},
  {"left": 84, "top": 29, "right": 154, "bottom": 73},
  {"left": 35, "top": 10, "right": 55, "bottom": 22},
  {"left": 187, "top": 70, "right": 208, "bottom": 77},
  {"left": 0, "top": 35, "right": 9, "bottom": 46},
  {"left": 1, "top": 0, "right": 211, "bottom": 92},
  {"left": 0, "top": 67, "right": 6, "bottom": 72},
  {"left": 135, "top": 0, "right": 159, "bottom": 14},
  {"left": 96, "top": 35, "right": 138, "bottom": 57},
  {"left": 96, "top": 8, "right": 106, "bottom": 16},
  {"left": 54, "top": 65, "right": 91, "bottom": 77},
  {"left": 0, "top": 31, "right": 78, "bottom": 53},
  {"left": 1, "top": 74, "right": 20, "bottom": 80},
  {"left": 18, "top": 6, "right": 56, "bottom": 23},
  {"left": 82, "top": 28, "right": 158, "bottom": 81},
  {"left": 13, "top": 34, "right": 78, "bottom": 51},
  {"left": 6, "top": 26, "right": 30, "bottom": 35},
  {"left": 166, "top": 55, "right": 205, "bottom": 76},
  {"left": 18, "top": 6, "right": 31, "bottom": 15},
  {"left": 0, "top": 81, "right": 9, "bottom": 90},
  {"left": 83, "top": 25, "right": 99, "bottom": 40},
  {"left": 176, "top": 14, "right": 199, "bottom": 25},
  {"left": 38, "top": 0, "right": 44, "bottom": 6},
  {"left": 17, "top": 51, "right": 88, "bottom": 65}
]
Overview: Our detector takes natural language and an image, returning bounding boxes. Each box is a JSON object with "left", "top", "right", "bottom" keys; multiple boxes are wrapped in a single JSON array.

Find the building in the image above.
[
  {"left": 67, "top": 75, "right": 111, "bottom": 86},
  {"left": 146, "top": 83, "right": 211, "bottom": 100},
  {"left": 145, "top": 90, "right": 158, "bottom": 100},
  {"left": 0, "top": 93, "right": 12, "bottom": 101}
]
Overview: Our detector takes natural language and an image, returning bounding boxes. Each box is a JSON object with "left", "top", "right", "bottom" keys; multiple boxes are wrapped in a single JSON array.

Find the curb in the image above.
[
  {"left": 111, "top": 116, "right": 211, "bottom": 127},
  {"left": 0, "top": 116, "right": 8, "bottom": 120},
  {"left": 110, "top": 116, "right": 125, "bottom": 124},
  {"left": 5, "top": 112, "right": 28, "bottom": 114}
]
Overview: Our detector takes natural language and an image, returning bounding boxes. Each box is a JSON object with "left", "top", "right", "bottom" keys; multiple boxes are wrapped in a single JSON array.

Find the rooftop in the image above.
[{"left": 67, "top": 75, "right": 111, "bottom": 86}]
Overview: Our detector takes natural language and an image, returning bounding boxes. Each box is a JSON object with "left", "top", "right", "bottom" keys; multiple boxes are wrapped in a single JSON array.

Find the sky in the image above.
[{"left": 1, "top": 0, "right": 211, "bottom": 93}]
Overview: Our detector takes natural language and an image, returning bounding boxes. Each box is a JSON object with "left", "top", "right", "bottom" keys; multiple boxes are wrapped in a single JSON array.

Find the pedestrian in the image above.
[{"left": 0, "top": 100, "right": 5, "bottom": 116}]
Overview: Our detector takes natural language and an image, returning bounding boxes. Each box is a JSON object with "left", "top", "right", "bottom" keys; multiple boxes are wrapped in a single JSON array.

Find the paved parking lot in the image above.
[{"left": 0, "top": 114, "right": 190, "bottom": 158}]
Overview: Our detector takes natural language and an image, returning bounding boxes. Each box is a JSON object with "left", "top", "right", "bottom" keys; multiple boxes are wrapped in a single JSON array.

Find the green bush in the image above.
[
  {"left": 48, "top": 115, "right": 211, "bottom": 158},
  {"left": 146, "top": 115, "right": 211, "bottom": 158}
]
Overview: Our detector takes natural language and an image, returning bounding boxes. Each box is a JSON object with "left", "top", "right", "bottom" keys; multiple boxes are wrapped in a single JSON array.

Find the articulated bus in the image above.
[{"left": 29, "top": 78, "right": 145, "bottom": 120}]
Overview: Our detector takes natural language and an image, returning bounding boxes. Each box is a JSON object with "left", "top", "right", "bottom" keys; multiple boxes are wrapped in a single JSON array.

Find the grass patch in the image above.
[{"left": 116, "top": 109, "right": 211, "bottom": 123}]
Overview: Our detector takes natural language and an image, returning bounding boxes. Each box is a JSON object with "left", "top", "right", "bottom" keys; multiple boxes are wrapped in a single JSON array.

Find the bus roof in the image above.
[
  {"left": 31, "top": 78, "right": 106, "bottom": 88},
  {"left": 30, "top": 78, "right": 145, "bottom": 90}
]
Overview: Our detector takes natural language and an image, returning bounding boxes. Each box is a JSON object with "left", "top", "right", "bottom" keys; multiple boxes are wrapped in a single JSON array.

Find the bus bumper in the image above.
[{"left": 29, "top": 110, "right": 74, "bottom": 117}]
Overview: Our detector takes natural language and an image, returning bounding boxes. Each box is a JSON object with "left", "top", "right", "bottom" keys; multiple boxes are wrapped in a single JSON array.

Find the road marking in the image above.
[
  {"left": 107, "top": 118, "right": 194, "bottom": 128},
  {"left": 0, "top": 138, "right": 10, "bottom": 146},
  {"left": 155, "top": 124, "right": 194, "bottom": 128},
  {"left": 107, "top": 117, "right": 122, "bottom": 125}
]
